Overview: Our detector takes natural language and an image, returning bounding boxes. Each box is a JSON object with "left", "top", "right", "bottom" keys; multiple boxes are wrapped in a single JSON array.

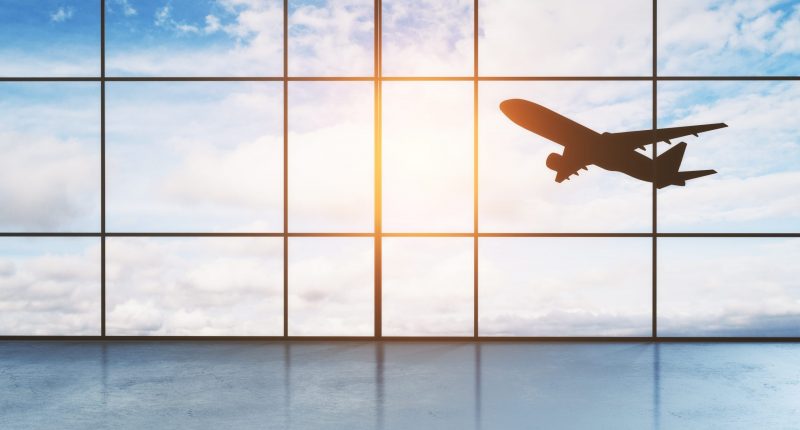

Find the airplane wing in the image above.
[{"left": 604, "top": 123, "right": 727, "bottom": 151}]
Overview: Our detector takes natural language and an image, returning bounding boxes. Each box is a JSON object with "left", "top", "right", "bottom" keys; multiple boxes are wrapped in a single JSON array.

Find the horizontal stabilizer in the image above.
[
  {"left": 657, "top": 169, "right": 717, "bottom": 188},
  {"left": 655, "top": 143, "right": 717, "bottom": 188},
  {"left": 678, "top": 169, "right": 717, "bottom": 182}
]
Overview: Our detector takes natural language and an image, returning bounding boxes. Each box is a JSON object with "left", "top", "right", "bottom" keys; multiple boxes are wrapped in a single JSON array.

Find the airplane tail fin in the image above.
[
  {"left": 655, "top": 142, "right": 716, "bottom": 188},
  {"left": 655, "top": 141, "right": 687, "bottom": 174}
]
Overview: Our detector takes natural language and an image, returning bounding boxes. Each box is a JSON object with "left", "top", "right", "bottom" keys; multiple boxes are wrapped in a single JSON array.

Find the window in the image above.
[
  {"left": 382, "top": 82, "right": 473, "bottom": 232},
  {"left": 480, "top": 238, "right": 651, "bottom": 337},
  {"left": 1, "top": 1, "right": 797, "bottom": 338},
  {"left": 106, "top": 82, "right": 283, "bottom": 232},
  {"left": 659, "top": 238, "right": 800, "bottom": 337},
  {"left": 0, "top": 1, "right": 100, "bottom": 76},
  {"left": 106, "top": 0, "right": 283, "bottom": 76},
  {"left": 288, "top": 82, "right": 373, "bottom": 232},
  {"left": 0, "top": 238, "right": 100, "bottom": 335},
  {"left": 383, "top": 238, "right": 473, "bottom": 336},
  {"left": 0, "top": 83, "right": 100, "bottom": 232},
  {"left": 107, "top": 237, "right": 283, "bottom": 335},
  {"left": 288, "top": 237, "right": 373, "bottom": 336}
]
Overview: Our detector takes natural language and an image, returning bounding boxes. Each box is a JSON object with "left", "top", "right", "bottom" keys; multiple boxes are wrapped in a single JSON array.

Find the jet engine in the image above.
[{"left": 545, "top": 153, "right": 563, "bottom": 172}]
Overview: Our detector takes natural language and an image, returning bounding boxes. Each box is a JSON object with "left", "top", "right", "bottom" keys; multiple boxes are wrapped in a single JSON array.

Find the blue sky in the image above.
[
  {"left": 0, "top": 0, "right": 100, "bottom": 76},
  {"left": 0, "top": 0, "right": 799, "bottom": 336},
  {"left": 0, "top": 0, "right": 797, "bottom": 76},
  {"left": 106, "top": 0, "right": 249, "bottom": 47},
  {"left": 658, "top": 0, "right": 800, "bottom": 75}
]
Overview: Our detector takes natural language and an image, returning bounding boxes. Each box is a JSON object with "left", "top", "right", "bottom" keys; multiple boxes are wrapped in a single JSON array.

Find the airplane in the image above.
[{"left": 499, "top": 99, "right": 727, "bottom": 188}]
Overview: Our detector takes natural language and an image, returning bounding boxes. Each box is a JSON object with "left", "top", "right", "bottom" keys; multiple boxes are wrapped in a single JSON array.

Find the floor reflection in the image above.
[{"left": 0, "top": 341, "right": 799, "bottom": 429}]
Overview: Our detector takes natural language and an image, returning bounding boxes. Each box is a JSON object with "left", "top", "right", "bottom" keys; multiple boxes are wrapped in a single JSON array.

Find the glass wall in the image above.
[{"left": 1, "top": 0, "right": 797, "bottom": 337}]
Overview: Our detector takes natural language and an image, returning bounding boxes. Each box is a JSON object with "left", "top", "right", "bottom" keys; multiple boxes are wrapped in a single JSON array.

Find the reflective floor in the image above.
[{"left": 1, "top": 342, "right": 799, "bottom": 429}]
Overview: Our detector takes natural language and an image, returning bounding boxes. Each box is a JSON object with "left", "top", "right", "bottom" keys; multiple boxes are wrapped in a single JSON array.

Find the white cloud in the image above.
[
  {"left": 0, "top": 133, "right": 98, "bottom": 231},
  {"left": 0, "top": 239, "right": 99, "bottom": 335},
  {"left": 288, "top": 82, "right": 374, "bottom": 232},
  {"left": 0, "top": 52, "right": 98, "bottom": 77},
  {"left": 105, "top": 79, "right": 379, "bottom": 235},
  {"left": 109, "top": 0, "right": 137, "bottom": 16},
  {"left": 382, "top": 0, "right": 473, "bottom": 76},
  {"left": 288, "top": 238, "right": 373, "bottom": 336},
  {"left": 109, "top": 0, "right": 283, "bottom": 76},
  {"left": 105, "top": 82, "right": 283, "bottom": 232},
  {"left": 0, "top": 85, "right": 99, "bottom": 231},
  {"left": 480, "top": 238, "right": 652, "bottom": 336},
  {"left": 288, "top": 0, "right": 374, "bottom": 76},
  {"left": 382, "top": 82, "right": 474, "bottom": 232},
  {"left": 155, "top": 4, "right": 200, "bottom": 34},
  {"left": 161, "top": 137, "right": 282, "bottom": 211},
  {"left": 659, "top": 238, "right": 800, "bottom": 336},
  {"left": 383, "top": 238, "right": 474, "bottom": 336},
  {"left": 479, "top": 0, "right": 652, "bottom": 75},
  {"left": 204, "top": 14, "right": 222, "bottom": 34},
  {"left": 50, "top": 6, "right": 74, "bottom": 23},
  {"left": 658, "top": 81, "right": 800, "bottom": 232},
  {"left": 659, "top": 0, "right": 800, "bottom": 74},
  {"left": 106, "top": 237, "right": 283, "bottom": 335},
  {"left": 774, "top": 4, "right": 800, "bottom": 55},
  {"left": 154, "top": 4, "right": 171, "bottom": 26}
]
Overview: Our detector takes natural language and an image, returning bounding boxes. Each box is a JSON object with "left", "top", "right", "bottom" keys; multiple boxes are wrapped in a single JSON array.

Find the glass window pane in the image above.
[
  {"left": 383, "top": 238, "right": 473, "bottom": 336},
  {"left": 107, "top": 0, "right": 283, "bottom": 76},
  {"left": 383, "top": 83, "right": 473, "bottom": 232},
  {"left": 480, "top": 238, "right": 651, "bottom": 336},
  {"left": 289, "top": 238, "right": 373, "bottom": 336},
  {"left": 479, "top": 0, "right": 651, "bottom": 76},
  {"left": 480, "top": 82, "right": 651, "bottom": 232},
  {"left": 0, "top": 83, "right": 99, "bottom": 232},
  {"left": 658, "top": 1, "right": 800, "bottom": 76},
  {"left": 0, "top": 238, "right": 100, "bottom": 335},
  {"left": 0, "top": 0, "right": 100, "bottom": 76},
  {"left": 288, "top": 0, "right": 374, "bottom": 76},
  {"left": 106, "top": 82, "right": 283, "bottom": 232},
  {"left": 382, "top": 0, "right": 473, "bottom": 76},
  {"left": 289, "top": 83, "right": 373, "bottom": 232},
  {"left": 658, "top": 81, "right": 800, "bottom": 232},
  {"left": 659, "top": 238, "right": 800, "bottom": 337},
  {"left": 107, "top": 237, "right": 283, "bottom": 336}
]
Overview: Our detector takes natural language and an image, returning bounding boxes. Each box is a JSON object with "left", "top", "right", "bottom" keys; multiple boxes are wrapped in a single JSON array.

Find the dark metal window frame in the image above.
[{"left": 1, "top": 0, "right": 799, "bottom": 341}]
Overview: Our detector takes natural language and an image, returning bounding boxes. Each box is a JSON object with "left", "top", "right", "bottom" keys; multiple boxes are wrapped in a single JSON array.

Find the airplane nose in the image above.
[
  {"left": 499, "top": 99, "right": 517, "bottom": 116},
  {"left": 500, "top": 99, "right": 532, "bottom": 124},
  {"left": 499, "top": 99, "right": 533, "bottom": 119}
]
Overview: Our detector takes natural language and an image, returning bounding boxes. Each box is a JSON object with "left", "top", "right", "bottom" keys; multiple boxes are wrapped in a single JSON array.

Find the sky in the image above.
[{"left": 0, "top": 0, "right": 799, "bottom": 336}]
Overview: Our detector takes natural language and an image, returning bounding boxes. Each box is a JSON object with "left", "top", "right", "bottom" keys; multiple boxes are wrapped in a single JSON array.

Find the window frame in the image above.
[{"left": 1, "top": 0, "right": 798, "bottom": 340}]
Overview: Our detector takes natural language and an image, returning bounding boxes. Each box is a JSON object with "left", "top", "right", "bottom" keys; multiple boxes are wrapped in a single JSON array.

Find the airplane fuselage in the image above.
[
  {"left": 500, "top": 98, "right": 721, "bottom": 187},
  {"left": 512, "top": 101, "right": 656, "bottom": 183},
  {"left": 591, "top": 137, "right": 654, "bottom": 183}
]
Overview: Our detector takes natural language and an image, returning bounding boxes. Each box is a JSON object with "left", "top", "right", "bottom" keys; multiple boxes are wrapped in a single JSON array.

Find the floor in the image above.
[{"left": 1, "top": 342, "right": 798, "bottom": 429}]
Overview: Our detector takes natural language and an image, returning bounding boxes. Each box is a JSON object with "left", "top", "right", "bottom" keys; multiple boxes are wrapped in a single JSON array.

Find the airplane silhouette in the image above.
[{"left": 500, "top": 99, "right": 727, "bottom": 188}]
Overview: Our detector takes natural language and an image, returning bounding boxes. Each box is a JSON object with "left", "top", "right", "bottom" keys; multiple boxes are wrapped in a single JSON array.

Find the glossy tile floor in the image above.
[{"left": 1, "top": 342, "right": 799, "bottom": 429}]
